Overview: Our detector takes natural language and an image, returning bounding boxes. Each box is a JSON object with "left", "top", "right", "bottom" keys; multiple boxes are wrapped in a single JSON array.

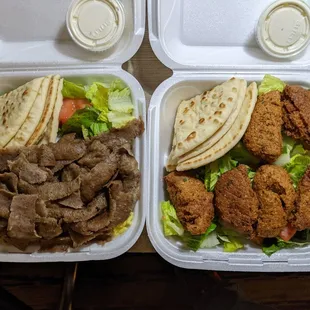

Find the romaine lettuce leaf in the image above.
[
  {"left": 258, "top": 74, "right": 286, "bottom": 96},
  {"left": 108, "top": 88, "right": 134, "bottom": 113},
  {"left": 108, "top": 111, "right": 135, "bottom": 129},
  {"left": 62, "top": 80, "right": 86, "bottom": 99},
  {"left": 217, "top": 227, "right": 244, "bottom": 252},
  {"left": 60, "top": 107, "right": 99, "bottom": 136},
  {"left": 85, "top": 83, "right": 109, "bottom": 114},
  {"left": 184, "top": 223, "right": 217, "bottom": 251},
  {"left": 204, "top": 155, "right": 238, "bottom": 191},
  {"left": 284, "top": 154, "right": 310, "bottom": 187},
  {"left": 113, "top": 212, "right": 134, "bottom": 236},
  {"left": 161, "top": 201, "right": 184, "bottom": 237},
  {"left": 262, "top": 238, "right": 310, "bottom": 256},
  {"left": 60, "top": 107, "right": 109, "bottom": 138}
]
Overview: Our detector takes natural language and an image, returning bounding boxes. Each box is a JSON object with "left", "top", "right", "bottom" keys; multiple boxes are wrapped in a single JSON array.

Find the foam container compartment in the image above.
[
  {"left": 147, "top": 0, "right": 310, "bottom": 272},
  {"left": 0, "top": 0, "right": 147, "bottom": 262}
]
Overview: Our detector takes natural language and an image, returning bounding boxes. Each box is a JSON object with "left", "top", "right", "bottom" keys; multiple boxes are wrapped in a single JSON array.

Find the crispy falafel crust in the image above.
[
  {"left": 282, "top": 85, "right": 310, "bottom": 148},
  {"left": 243, "top": 91, "right": 283, "bottom": 163},
  {"left": 164, "top": 172, "right": 214, "bottom": 235},
  {"left": 215, "top": 165, "right": 259, "bottom": 237},
  {"left": 253, "top": 165, "right": 296, "bottom": 238},
  {"left": 292, "top": 168, "right": 310, "bottom": 231}
]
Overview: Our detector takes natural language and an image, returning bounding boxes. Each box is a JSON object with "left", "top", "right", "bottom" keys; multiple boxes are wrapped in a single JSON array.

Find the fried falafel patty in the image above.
[
  {"left": 164, "top": 172, "right": 214, "bottom": 235},
  {"left": 253, "top": 165, "right": 296, "bottom": 238},
  {"left": 292, "top": 167, "right": 310, "bottom": 231},
  {"left": 282, "top": 85, "right": 310, "bottom": 148},
  {"left": 215, "top": 165, "right": 259, "bottom": 237},
  {"left": 243, "top": 91, "right": 283, "bottom": 163}
]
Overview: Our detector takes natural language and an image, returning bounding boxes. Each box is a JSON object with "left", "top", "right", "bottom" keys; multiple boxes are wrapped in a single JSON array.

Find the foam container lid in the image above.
[
  {"left": 147, "top": 0, "right": 310, "bottom": 272},
  {"left": 0, "top": 0, "right": 147, "bottom": 262}
]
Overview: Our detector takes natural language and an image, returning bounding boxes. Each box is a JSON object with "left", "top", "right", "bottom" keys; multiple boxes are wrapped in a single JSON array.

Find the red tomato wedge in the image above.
[
  {"left": 279, "top": 224, "right": 297, "bottom": 242},
  {"left": 59, "top": 98, "right": 90, "bottom": 124}
]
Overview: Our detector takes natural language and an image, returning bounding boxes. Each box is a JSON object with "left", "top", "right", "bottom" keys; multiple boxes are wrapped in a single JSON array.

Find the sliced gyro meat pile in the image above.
[{"left": 0, "top": 119, "right": 144, "bottom": 251}]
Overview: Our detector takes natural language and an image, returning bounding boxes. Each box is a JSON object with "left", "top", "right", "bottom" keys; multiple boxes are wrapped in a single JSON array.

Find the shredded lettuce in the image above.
[
  {"left": 62, "top": 80, "right": 86, "bottom": 99},
  {"left": 108, "top": 88, "right": 134, "bottom": 113},
  {"left": 262, "top": 238, "right": 310, "bottom": 256},
  {"left": 108, "top": 111, "right": 135, "bottom": 129},
  {"left": 161, "top": 201, "right": 184, "bottom": 237},
  {"left": 85, "top": 83, "right": 109, "bottom": 115},
  {"left": 184, "top": 223, "right": 217, "bottom": 251},
  {"left": 258, "top": 74, "right": 286, "bottom": 96},
  {"left": 204, "top": 155, "right": 238, "bottom": 191},
  {"left": 217, "top": 228, "right": 244, "bottom": 252},
  {"left": 230, "top": 142, "right": 260, "bottom": 166},
  {"left": 113, "top": 212, "right": 134, "bottom": 236},
  {"left": 60, "top": 107, "right": 109, "bottom": 138},
  {"left": 284, "top": 154, "right": 310, "bottom": 187}
]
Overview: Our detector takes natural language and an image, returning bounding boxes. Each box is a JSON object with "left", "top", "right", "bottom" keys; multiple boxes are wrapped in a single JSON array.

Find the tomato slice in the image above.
[
  {"left": 279, "top": 224, "right": 297, "bottom": 242},
  {"left": 59, "top": 98, "right": 90, "bottom": 124}
]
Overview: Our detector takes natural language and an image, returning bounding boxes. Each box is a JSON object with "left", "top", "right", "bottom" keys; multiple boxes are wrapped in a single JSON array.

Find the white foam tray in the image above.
[
  {"left": 147, "top": 0, "right": 310, "bottom": 272},
  {"left": 0, "top": 0, "right": 147, "bottom": 262}
]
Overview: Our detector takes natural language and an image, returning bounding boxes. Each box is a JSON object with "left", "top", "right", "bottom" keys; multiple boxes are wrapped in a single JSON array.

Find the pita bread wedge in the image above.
[
  {"left": 6, "top": 76, "right": 52, "bottom": 148},
  {"left": 168, "top": 78, "right": 247, "bottom": 162},
  {"left": 39, "top": 78, "right": 64, "bottom": 144},
  {"left": 0, "top": 77, "right": 44, "bottom": 147},
  {"left": 176, "top": 82, "right": 258, "bottom": 171},
  {"left": 26, "top": 75, "right": 60, "bottom": 146},
  {"left": 179, "top": 80, "right": 246, "bottom": 163}
]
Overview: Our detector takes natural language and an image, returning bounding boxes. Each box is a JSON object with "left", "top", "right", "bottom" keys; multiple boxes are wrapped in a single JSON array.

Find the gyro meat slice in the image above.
[
  {"left": 164, "top": 172, "right": 214, "bottom": 235},
  {"left": 243, "top": 91, "right": 283, "bottom": 163},
  {"left": 215, "top": 165, "right": 259, "bottom": 237}
]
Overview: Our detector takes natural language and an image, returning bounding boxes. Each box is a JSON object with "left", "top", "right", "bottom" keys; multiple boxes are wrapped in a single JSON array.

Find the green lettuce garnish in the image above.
[
  {"left": 262, "top": 238, "right": 310, "bottom": 256},
  {"left": 161, "top": 201, "right": 184, "bottom": 237},
  {"left": 62, "top": 80, "right": 86, "bottom": 99},
  {"left": 61, "top": 107, "right": 108, "bottom": 138},
  {"left": 204, "top": 155, "right": 238, "bottom": 191},
  {"left": 284, "top": 154, "right": 310, "bottom": 187},
  {"left": 184, "top": 223, "right": 217, "bottom": 251},
  {"left": 85, "top": 83, "right": 109, "bottom": 116},
  {"left": 217, "top": 228, "right": 245, "bottom": 252},
  {"left": 258, "top": 74, "right": 286, "bottom": 96},
  {"left": 108, "top": 88, "right": 134, "bottom": 113},
  {"left": 107, "top": 111, "right": 135, "bottom": 129}
]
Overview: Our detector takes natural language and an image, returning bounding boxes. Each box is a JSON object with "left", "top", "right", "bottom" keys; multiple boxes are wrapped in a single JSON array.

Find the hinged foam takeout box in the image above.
[
  {"left": 147, "top": 0, "right": 310, "bottom": 272},
  {"left": 0, "top": 0, "right": 146, "bottom": 262}
]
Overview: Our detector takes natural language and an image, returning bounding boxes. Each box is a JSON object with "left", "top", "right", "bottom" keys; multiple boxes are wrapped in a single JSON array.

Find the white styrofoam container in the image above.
[
  {"left": 0, "top": 0, "right": 147, "bottom": 262},
  {"left": 147, "top": 0, "right": 310, "bottom": 272}
]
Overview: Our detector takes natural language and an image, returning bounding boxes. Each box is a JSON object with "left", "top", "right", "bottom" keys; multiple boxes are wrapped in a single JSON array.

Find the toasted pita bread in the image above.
[
  {"left": 176, "top": 82, "right": 258, "bottom": 171},
  {"left": 26, "top": 75, "right": 60, "bottom": 146},
  {"left": 39, "top": 78, "right": 63, "bottom": 144},
  {"left": 6, "top": 76, "right": 52, "bottom": 148},
  {"left": 178, "top": 80, "right": 246, "bottom": 163},
  {"left": 168, "top": 78, "right": 247, "bottom": 162},
  {"left": 0, "top": 77, "right": 44, "bottom": 147}
]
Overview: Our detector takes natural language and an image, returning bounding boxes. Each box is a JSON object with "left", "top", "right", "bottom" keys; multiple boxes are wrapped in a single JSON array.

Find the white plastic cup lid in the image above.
[
  {"left": 66, "top": 0, "right": 125, "bottom": 52},
  {"left": 256, "top": 0, "right": 310, "bottom": 59}
]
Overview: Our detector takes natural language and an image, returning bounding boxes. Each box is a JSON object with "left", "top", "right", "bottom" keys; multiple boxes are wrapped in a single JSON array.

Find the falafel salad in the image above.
[{"left": 161, "top": 75, "right": 310, "bottom": 256}]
